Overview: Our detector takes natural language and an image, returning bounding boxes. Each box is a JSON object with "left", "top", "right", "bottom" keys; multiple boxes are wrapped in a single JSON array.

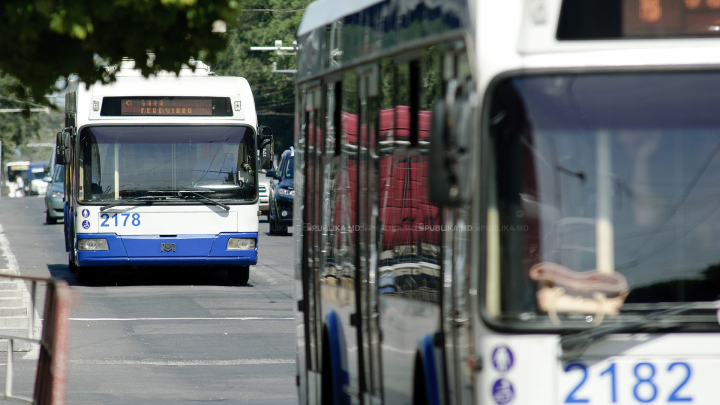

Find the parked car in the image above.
[
  {"left": 44, "top": 165, "right": 64, "bottom": 224},
  {"left": 268, "top": 148, "right": 294, "bottom": 235}
]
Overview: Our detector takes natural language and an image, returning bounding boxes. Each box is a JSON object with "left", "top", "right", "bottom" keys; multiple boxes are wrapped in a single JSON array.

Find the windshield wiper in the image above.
[
  {"left": 178, "top": 190, "right": 230, "bottom": 211},
  {"left": 561, "top": 302, "right": 717, "bottom": 351},
  {"left": 100, "top": 195, "right": 170, "bottom": 211}
]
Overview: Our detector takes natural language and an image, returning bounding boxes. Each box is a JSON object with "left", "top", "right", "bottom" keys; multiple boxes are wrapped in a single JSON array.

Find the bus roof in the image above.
[
  {"left": 298, "top": 0, "right": 384, "bottom": 36},
  {"left": 66, "top": 73, "right": 257, "bottom": 128}
]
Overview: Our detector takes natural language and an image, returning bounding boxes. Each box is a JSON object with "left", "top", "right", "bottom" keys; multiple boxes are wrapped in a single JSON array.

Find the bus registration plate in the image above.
[{"left": 559, "top": 358, "right": 718, "bottom": 404}]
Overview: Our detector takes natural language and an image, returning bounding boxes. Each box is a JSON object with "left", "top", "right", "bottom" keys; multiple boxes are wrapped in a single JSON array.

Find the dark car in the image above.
[{"left": 268, "top": 148, "right": 294, "bottom": 235}]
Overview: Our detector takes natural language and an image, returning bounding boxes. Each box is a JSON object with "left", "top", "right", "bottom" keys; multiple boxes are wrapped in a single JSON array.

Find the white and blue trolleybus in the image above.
[
  {"left": 56, "top": 60, "right": 273, "bottom": 284},
  {"left": 293, "top": 0, "right": 720, "bottom": 404}
]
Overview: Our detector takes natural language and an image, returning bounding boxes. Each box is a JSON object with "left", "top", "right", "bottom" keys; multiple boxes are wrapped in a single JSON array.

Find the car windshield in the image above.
[
  {"left": 284, "top": 156, "right": 293, "bottom": 179},
  {"left": 78, "top": 126, "right": 256, "bottom": 202},
  {"left": 488, "top": 72, "right": 720, "bottom": 326},
  {"left": 53, "top": 165, "right": 64, "bottom": 182},
  {"left": 31, "top": 169, "right": 46, "bottom": 180}
]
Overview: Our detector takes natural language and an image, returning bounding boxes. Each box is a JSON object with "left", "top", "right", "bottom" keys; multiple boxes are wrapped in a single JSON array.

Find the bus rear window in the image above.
[{"left": 558, "top": 0, "right": 720, "bottom": 39}]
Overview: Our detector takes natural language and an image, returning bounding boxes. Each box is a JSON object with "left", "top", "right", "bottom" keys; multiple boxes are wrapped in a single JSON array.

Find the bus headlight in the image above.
[
  {"left": 77, "top": 239, "right": 109, "bottom": 251},
  {"left": 227, "top": 238, "right": 255, "bottom": 250}
]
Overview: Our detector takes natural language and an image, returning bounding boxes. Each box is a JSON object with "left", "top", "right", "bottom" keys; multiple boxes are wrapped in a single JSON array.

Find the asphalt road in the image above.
[{"left": 0, "top": 196, "right": 298, "bottom": 404}]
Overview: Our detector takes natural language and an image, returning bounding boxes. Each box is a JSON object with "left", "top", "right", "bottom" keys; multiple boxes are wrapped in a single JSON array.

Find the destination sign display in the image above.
[
  {"left": 120, "top": 98, "right": 213, "bottom": 116},
  {"left": 558, "top": 0, "right": 720, "bottom": 39},
  {"left": 624, "top": 0, "right": 720, "bottom": 37}
]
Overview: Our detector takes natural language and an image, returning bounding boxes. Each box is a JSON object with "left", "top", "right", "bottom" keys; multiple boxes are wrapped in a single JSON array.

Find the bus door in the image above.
[
  {"left": 439, "top": 50, "right": 475, "bottom": 405},
  {"left": 301, "top": 83, "right": 324, "bottom": 403},
  {"left": 357, "top": 66, "right": 383, "bottom": 404},
  {"left": 63, "top": 126, "right": 76, "bottom": 259}
]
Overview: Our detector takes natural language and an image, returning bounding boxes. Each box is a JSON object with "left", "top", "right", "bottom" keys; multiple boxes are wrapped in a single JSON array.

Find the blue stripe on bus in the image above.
[
  {"left": 76, "top": 233, "right": 258, "bottom": 267},
  {"left": 419, "top": 334, "right": 441, "bottom": 405},
  {"left": 326, "top": 311, "right": 349, "bottom": 405}
]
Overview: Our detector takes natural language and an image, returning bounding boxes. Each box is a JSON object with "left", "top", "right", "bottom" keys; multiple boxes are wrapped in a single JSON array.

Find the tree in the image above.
[
  {"left": 0, "top": 0, "right": 242, "bottom": 103},
  {"left": 214, "top": 0, "right": 309, "bottom": 154},
  {"left": 0, "top": 74, "right": 44, "bottom": 163}
]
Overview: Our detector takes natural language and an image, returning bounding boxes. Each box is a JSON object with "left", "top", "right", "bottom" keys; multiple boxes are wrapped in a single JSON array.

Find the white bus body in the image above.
[
  {"left": 294, "top": 0, "right": 720, "bottom": 405},
  {"left": 61, "top": 61, "right": 264, "bottom": 284}
]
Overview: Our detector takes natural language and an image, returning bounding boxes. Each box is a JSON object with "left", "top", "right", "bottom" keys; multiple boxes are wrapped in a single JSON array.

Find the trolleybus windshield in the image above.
[
  {"left": 488, "top": 71, "right": 720, "bottom": 327},
  {"left": 78, "top": 126, "right": 257, "bottom": 203}
]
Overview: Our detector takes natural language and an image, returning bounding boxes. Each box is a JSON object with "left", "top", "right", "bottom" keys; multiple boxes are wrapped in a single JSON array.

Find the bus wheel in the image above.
[
  {"left": 46, "top": 211, "right": 57, "bottom": 225},
  {"left": 76, "top": 266, "right": 97, "bottom": 285},
  {"left": 321, "top": 329, "right": 335, "bottom": 405},
  {"left": 413, "top": 354, "right": 429, "bottom": 405},
  {"left": 68, "top": 254, "right": 77, "bottom": 273},
  {"left": 276, "top": 218, "right": 288, "bottom": 236},
  {"left": 228, "top": 265, "right": 250, "bottom": 285}
]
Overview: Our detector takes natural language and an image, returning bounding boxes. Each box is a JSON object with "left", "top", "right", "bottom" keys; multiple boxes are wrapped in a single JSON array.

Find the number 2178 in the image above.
[{"left": 100, "top": 213, "right": 141, "bottom": 227}]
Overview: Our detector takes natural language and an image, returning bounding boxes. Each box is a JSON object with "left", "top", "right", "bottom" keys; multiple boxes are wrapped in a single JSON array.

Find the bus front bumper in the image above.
[{"left": 76, "top": 233, "right": 258, "bottom": 267}]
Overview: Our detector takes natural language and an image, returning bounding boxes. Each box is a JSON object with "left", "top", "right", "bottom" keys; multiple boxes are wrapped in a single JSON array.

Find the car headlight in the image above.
[
  {"left": 51, "top": 191, "right": 64, "bottom": 198},
  {"left": 77, "top": 239, "right": 109, "bottom": 251},
  {"left": 278, "top": 188, "right": 295, "bottom": 197},
  {"left": 227, "top": 238, "right": 256, "bottom": 250}
]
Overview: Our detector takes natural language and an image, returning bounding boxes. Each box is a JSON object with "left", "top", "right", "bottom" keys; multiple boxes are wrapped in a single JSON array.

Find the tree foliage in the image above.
[
  {"left": 0, "top": 0, "right": 242, "bottom": 103},
  {"left": 0, "top": 74, "right": 43, "bottom": 163},
  {"left": 214, "top": 0, "right": 309, "bottom": 153}
]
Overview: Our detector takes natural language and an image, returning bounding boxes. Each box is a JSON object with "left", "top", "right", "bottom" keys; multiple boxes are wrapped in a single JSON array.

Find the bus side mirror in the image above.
[
  {"left": 257, "top": 126, "right": 274, "bottom": 170},
  {"left": 428, "top": 93, "right": 473, "bottom": 207},
  {"left": 259, "top": 138, "right": 274, "bottom": 171},
  {"left": 261, "top": 125, "right": 273, "bottom": 137},
  {"left": 55, "top": 131, "right": 66, "bottom": 165},
  {"left": 257, "top": 125, "right": 274, "bottom": 148}
]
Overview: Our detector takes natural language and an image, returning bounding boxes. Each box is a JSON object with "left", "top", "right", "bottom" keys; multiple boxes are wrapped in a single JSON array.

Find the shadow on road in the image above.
[{"left": 47, "top": 263, "right": 254, "bottom": 288}]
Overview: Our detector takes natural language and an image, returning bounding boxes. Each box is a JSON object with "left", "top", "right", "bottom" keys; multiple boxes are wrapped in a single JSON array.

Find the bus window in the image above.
[{"left": 489, "top": 71, "right": 720, "bottom": 325}]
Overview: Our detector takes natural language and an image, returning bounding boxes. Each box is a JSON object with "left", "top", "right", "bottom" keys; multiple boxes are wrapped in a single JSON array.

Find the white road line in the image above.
[
  {"left": 70, "top": 358, "right": 295, "bottom": 366},
  {"left": 68, "top": 317, "right": 294, "bottom": 321}
]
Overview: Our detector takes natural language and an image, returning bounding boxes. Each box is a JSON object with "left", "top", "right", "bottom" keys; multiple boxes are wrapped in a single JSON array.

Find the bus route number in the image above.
[
  {"left": 564, "top": 361, "right": 693, "bottom": 404},
  {"left": 100, "top": 213, "right": 141, "bottom": 227}
]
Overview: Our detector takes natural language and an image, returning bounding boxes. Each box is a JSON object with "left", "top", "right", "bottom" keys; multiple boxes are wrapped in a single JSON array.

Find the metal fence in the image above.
[{"left": 0, "top": 274, "right": 71, "bottom": 405}]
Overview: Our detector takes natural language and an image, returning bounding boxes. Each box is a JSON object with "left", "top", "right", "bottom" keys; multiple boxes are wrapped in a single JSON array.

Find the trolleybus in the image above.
[
  {"left": 294, "top": 0, "right": 720, "bottom": 404},
  {"left": 57, "top": 60, "right": 273, "bottom": 284}
]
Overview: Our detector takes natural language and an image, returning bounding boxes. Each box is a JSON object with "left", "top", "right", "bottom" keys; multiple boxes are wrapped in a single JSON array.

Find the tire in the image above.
[
  {"left": 76, "top": 265, "right": 99, "bottom": 285},
  {"left": 68, "top": 253, "right": 77, "bottom": 273},
  {"left": 46, "top": 211, "right": 57, "bottom": 225},
  {"left": 413, "top": 354, "right": 429, "bottom": 405},
  {"left": 321, "top": 330, "right": 335, "bottom": 405},
  {"left": 269, "top": 214, "right": 276, "bottom": 234},
  {"left": 228, "top": 265, "right": 250, "bottom": 285},
  {"left": 276, "top": 218, "right": 288, "bottom": 236}
]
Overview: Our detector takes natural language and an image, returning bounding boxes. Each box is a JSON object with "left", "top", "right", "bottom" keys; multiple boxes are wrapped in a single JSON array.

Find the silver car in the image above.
[
  {"left": 258, "top": 172, "right": 272, "bottom": 217},
  {"left": 44, "top": 165, "right": 64, "bottom": 224}
]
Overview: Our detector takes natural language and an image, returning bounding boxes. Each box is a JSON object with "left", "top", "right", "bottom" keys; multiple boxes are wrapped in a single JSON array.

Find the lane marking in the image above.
[
  {"left": 68, "top": 317, "right": 294, "bottom": 321},
  {"left": 70, "top": 358, "right": 295, "bottom": 366}
]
